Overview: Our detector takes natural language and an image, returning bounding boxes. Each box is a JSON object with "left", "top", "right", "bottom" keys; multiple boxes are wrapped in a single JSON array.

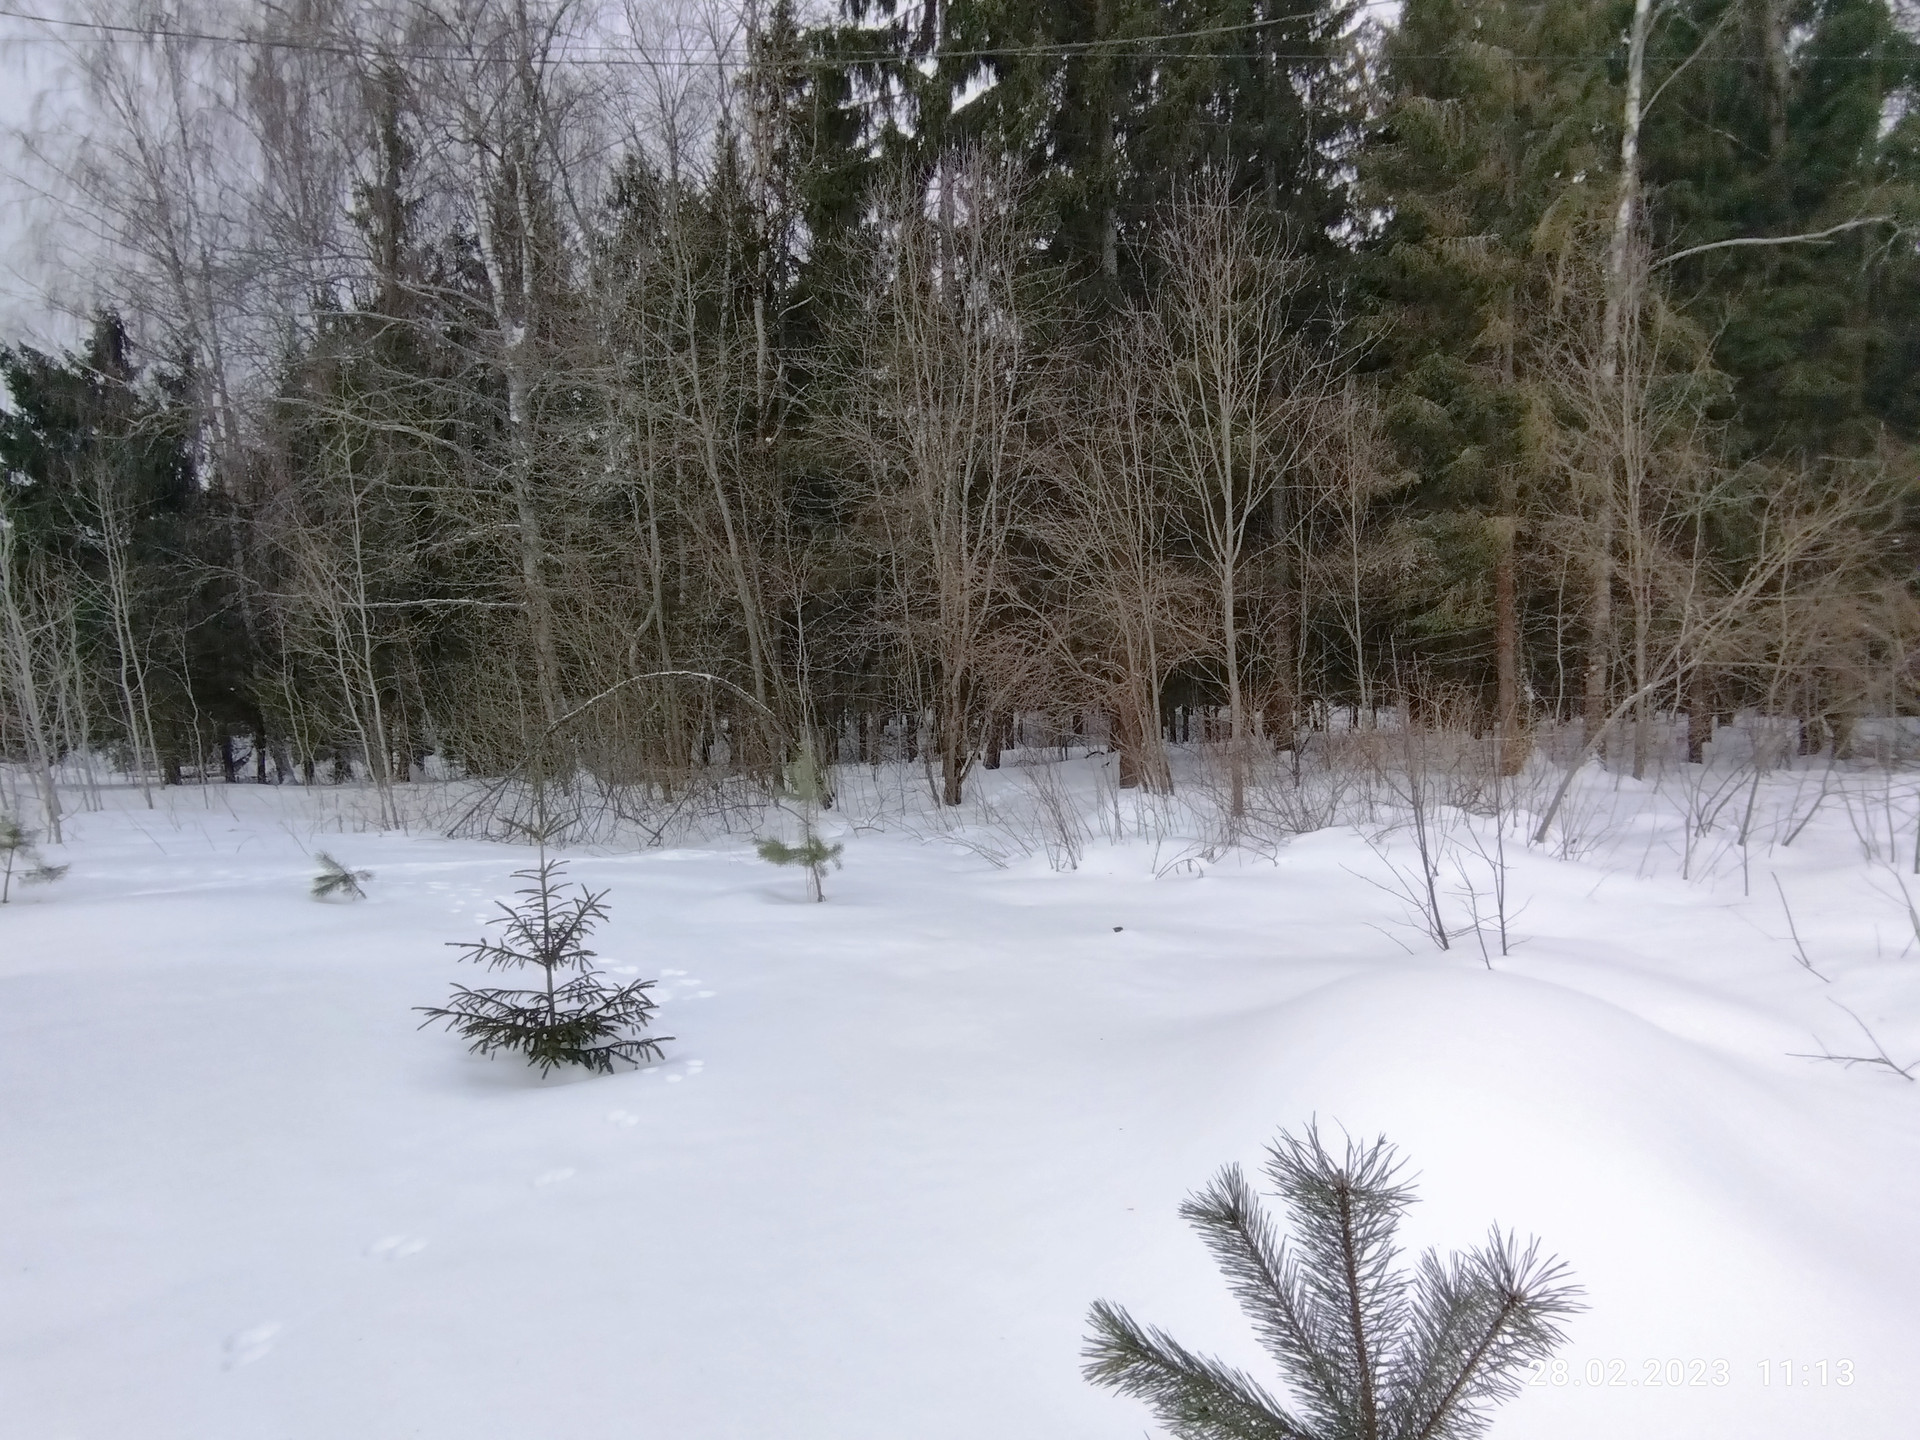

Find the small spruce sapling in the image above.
[
  {"left": 311, "top": 851, "right": 373, "bottom": 900},
  {"left": 756, "top": 745, "right": 843, "bottom": 902},
  {"left": 416, "top": 856, "right": 670, "bottom": 1075},
  {"left": 1085, "top": 1124, "right": 1582, "bottom": 1440},
  {"left": 1, "top": 818, "right": 68, "bottom": 904}
]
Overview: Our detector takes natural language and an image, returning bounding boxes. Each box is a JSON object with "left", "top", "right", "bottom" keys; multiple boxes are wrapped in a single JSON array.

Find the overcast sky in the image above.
[
  {"left": 1, "top": 5, "right": 89, "bottom": 351},
  {"left": 0, "top": 0, "right": 1406, "bottom": 361}
]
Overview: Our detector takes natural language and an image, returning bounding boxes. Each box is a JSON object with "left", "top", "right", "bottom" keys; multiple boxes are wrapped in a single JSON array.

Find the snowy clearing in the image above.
[{"left": 3, "top": 753, "right": 1917, "bottom": 1438}]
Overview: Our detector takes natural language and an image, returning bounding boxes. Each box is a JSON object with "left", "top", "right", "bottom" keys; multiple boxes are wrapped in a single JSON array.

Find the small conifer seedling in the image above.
[
  {"left": 1, "top": 818, "right": 68, "bottom": 904},
  {"left": 311, "top": 852, "right": 373, "bottom": 900},
  {"left": 756, "top": 746, "right": 843, "bottom": 901},
  {"left": 754, "top": 833, "right": 844, "bottom": 902},
  {"left": 417, "top": 857, "right": 669, "bottom": 1076},
  {"left": 1085, "top": 1124, "right": 1582, "bottom": 1440}
]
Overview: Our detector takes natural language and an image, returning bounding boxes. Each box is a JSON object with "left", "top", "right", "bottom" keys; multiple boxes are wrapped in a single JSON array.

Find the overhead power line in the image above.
[{"left": 0, "top": 3, "right": 1632, "bottom": 69}]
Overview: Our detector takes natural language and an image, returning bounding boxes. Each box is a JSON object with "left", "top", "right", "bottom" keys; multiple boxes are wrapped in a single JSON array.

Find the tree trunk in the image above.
[
  {"left": 1687, "top": 667, "right": 1712, "bottom": 763},
  {"left": 1591, "top": 0, "right": 1654, "bottom": 755},
  {"left": 1492, "top": 514, "right": 1526, "bottom": 775},
  {"left": 1113, "top": 704, "right": 1142, "bottom": 789},
  {"left": 940, "top": 710, "right": 967, "bottom": 807}
]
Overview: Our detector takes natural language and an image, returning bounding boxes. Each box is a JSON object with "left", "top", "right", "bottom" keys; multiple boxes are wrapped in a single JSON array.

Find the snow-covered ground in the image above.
[{"left": 3, "top": 749, "right": 1916, "bottom": 1438}]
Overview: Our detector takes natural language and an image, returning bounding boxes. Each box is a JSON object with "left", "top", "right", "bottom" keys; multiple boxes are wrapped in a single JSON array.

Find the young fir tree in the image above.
[
  {"left": 756, "top": 744, "right": 843, "bottom": 902},
  {"left": 311, "top": 852, "right": 373, "bottom": 900},
  {"left": 0, "top": 818, "right": 68, "bottom": 903},
  {"left": 1085, "top": 1125, "right": 1581, "bottom": 1440},
  {"left": 417, "top": 857, "right": 669, "bottom": 1076}
]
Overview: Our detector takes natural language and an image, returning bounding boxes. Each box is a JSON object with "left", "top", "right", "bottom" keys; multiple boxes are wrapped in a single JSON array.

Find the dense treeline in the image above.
[{"left": 3, "top": 0, "right": 1919, "bottom": 834}]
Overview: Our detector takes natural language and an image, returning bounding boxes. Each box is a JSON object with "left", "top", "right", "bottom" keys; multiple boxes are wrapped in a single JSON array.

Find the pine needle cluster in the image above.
[
  {"left": 417, "top": 857, "right": 670, "bottom": 1076},
  {"left": 1085, "top": 1126, "right": 1582, "bottom": 1440},
  {"left": 0, "top": 818, "right": 67, "bottom": 903},
  {"left": 756, "top": 746, "right": 843, "bottom": 901},
  {"left": 755, "top": 832, "right": 843, "bottom": 874},
  {"left": 311, "top": 851, "right": 373, "bottom": 900}
]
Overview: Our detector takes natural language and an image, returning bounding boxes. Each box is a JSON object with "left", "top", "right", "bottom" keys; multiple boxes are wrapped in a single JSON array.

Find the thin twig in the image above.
[
  {"left": 1770, "top": 874, "right": 1826, "bottom": 980},
  {"left": 1790, "top": 1000, "right": 1916, "bottom": 1081}
]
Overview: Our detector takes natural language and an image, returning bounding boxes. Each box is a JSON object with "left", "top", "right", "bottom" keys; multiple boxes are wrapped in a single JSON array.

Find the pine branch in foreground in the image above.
[
  {"left": 1084, "top": 1299, "right": 1311, "bottom": 1440},
  {"left": 417, "top": 856, "right": 671, "bottom": 1076},
  {"left": 1085, "top": 1125, "right": 1582, "bottom": 1440}
]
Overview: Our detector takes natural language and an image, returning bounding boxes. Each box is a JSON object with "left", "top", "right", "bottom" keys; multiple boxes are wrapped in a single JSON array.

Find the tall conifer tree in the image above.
[{"left": 1360, "top": 0, "right": 1618, "bottom": 734}]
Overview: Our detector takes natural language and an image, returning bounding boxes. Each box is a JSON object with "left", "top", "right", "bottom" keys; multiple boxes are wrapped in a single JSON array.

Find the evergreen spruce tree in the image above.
[
  {"left": 756, "top": 744, "right": 843, "bottom": 901},
  {"left": 0, "top": 818, "right": 68, "bottom": 904},
  {"left": 417, "top": 857, "right": 669, "bottom": 1076},
  {"left": 1360, "top": 0, "right": 1618, "bottom": 736},
  {"left": 1086, "top": 1125, "right": 1581, "bottom": 1440}
]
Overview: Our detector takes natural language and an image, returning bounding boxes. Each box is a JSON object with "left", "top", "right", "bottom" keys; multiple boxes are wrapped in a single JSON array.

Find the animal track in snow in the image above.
[
  {"left": 367, "top": 1234, "right": 429, "bottom": 1260},
  {"left": 221, "top": 1322, "right": 282, "bottom": 1369},
  {"left": 532, "top": 1167, "right": 576, "bottom": 1187},
  {"left": 662, "top": 1059, "right": 705, "bottom": 1085},
  {"left": 605, "top": 1109, "right": 640, "bottom": 1127}
]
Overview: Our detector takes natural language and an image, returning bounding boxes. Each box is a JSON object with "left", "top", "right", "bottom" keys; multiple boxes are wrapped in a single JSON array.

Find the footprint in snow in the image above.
[
  {"left": 533, "top": 1167, "right": 576, "bottom": 1187},
  {"left": 222, "top": 1322, "right": 282, "bottom": 1370},
  {"left": 366, "top": 1235, "right": 429, "bottom": 1261},
  {"left": 605, "top": 1110, "right": 640, "bottom": 1127}
]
